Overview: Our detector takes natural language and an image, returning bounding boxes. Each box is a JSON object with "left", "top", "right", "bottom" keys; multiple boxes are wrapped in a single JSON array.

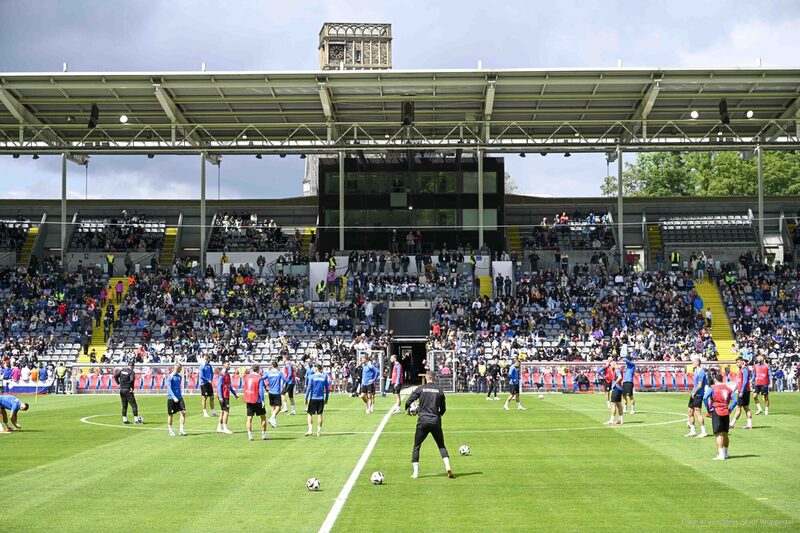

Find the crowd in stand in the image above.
[
  {"left": 429, "top": 264, "right": 720, "bottom": 363},
  {"left": 719, "top": 251, "right": 800, "bottom": 359},
  {"left": 210, "top": 212, "right": 303, "bottom": 253},
  {"left": 0, "top": 218, "right": 29, "bottom": 251},
  {"left": 72, "top": 211, "right": 164, "bottom": 252},
  {"left": 522, "top": 211, "right": 615, "bottom": 251}
]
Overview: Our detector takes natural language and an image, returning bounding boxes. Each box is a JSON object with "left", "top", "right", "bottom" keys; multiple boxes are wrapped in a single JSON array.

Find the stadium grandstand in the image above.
[{"left": 1, "top": 64, "right": 800, "bottom": 387}]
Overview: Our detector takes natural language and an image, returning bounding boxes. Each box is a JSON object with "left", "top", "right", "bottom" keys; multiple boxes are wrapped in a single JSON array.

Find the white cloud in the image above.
[{"left": 677, "top": 18, "right": 800, "bottom": 68}]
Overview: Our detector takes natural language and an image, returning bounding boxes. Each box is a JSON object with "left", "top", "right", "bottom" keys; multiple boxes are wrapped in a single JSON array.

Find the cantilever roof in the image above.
[{"left": 1, "top": 67, "right": 799, "bottom": 156}]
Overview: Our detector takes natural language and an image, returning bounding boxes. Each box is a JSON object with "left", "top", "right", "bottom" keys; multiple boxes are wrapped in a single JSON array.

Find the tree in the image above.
[
  {"left": 601, "top": 150, "right": 800, "bottom": 197},
  {"left": 504, "top": 171, "right": 519, "bottom": 194}
]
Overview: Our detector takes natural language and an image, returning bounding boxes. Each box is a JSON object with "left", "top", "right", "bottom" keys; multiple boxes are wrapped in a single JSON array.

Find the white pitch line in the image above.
[{"left": 318, "top": 405, "right": 395, "bottom": 533}]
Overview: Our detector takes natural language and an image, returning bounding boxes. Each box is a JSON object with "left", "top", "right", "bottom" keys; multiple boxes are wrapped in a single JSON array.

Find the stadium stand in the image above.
[
  {"left": 660, "top": 214, "right": 757, "bottom": 246},
  {"left": 71, "top": 212, "right": 166, "bottom": 252},
  {"left": 0, "top": 217, "right": 30, "bottom": 252}
]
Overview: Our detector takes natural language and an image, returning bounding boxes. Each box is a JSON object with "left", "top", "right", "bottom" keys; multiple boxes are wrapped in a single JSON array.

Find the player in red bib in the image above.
[
  {"left": 752, "top": 354, "right": 772, "bottom": 416},
  {"left": 601, "top": 358, "right": 615, "bottom": 408},
  {"left": 216, "top": 361, "right": 239, "bottom": 434},
  {"left": 242, "top": 364, "right": 268, "bottom": 441},
  {"left": 703, "top": 373, "right": 738, "bottom": 460}
]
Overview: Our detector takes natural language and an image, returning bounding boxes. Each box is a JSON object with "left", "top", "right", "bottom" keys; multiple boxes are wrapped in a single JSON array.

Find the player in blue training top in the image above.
[
  {"left": 622, "top": 356, "right": 636, "bottom": 415},
  {"left": 199, "top": 356, "right": 217, "bottom": 418},
  {"left": 360, "top": 356, "right": 380, "bottom": 414},
  {"left": 606, "top": 361, "right": 625, "bottom": 425},
  {"left": 167, "top": 362, "right": 187, "bottom": 437},
  {"left": 685, "top": 356, "right": 708, "bottom": 438},
  {"left": 503, "top": 359, "right": 526, "bottom": 411},
  {"left": 281, "top": 354, "right": 297, "bottom": 416},
  {"left": 305, "top": 363, "right": 331, "bottom": 436},
  {"left": 0, "top": 394, "right": 29, "bottom": 432},
  {"left": 264, "top": 360, "right": 288, "bottom": 428}
]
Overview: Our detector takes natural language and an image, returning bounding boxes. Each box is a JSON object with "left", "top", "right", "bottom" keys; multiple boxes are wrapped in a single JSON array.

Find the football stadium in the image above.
[{"left": 1, "top": 4, "right": 800, "bottom": 532}]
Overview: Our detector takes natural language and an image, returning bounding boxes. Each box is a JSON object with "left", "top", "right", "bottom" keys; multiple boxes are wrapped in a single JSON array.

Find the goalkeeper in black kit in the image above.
[
  {"left": 115, "top": 361, "right": 142, "bottom": 424},
  {"left": 405, "top": 371, "right": 453, "bottom": 479}
]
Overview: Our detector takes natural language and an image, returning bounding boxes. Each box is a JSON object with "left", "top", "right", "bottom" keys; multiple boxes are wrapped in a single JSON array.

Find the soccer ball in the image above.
[
  {"left": 370, "top": 471, "right": 384, "bottom": 485},
  {"left": 306, "top": 477, "right": 321, "bottom": 491},
  {"left": 538, "top": 394, "right": 544, "bottom": 400},
  {"left": 459, "top": 445, "right": 471, "bottom": 456},
  {"left": 408, "top": 402, "right": 419, "bottom": 416}
]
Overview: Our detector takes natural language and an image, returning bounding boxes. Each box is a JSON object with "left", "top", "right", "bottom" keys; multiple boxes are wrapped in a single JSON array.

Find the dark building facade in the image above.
[{"left": 317, "top": 156, "right": 504, "bottom": 252}]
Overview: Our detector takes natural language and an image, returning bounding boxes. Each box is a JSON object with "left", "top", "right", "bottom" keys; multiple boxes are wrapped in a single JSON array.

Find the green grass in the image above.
[{"left": 1, "top": 393, "right": 798, "bottom": 532}]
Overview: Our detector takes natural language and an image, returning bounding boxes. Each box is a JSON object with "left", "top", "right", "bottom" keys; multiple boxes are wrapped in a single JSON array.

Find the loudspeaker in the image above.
[
  {"left": 401, "top": 101, "right": 414, "bottom": 126},
  {"left": 719, "top": 99, "right": 730, "bottom": 125},
  {"left": 88, "top": 104, "right": 99, "bottom": 129}
]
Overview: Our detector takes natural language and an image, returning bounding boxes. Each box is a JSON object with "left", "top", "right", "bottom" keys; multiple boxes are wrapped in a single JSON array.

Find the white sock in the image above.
[
  {"left": 723, "top": 447, "right": 729, "bottom": 458},
  {"left": 516, "top": 402, "right": 522, "bottom": 408},
  {"left": 203, "top": 410, "right": 208, "bottom": 416},
  {"left": 631, "top": 407, "right": 635, "bottom": 413},
  {"left": 688, "top": 426, "right": 696, "bottom": 435},
  {"left": 123, "top": 416, "right": 128, "bottom": 422},
  {"left": 443, "top": 457, "right": 451, "bottom": 471},
  {"left": 308, "top": 424, "right": 313, "bottom": 432},
  {"left": 746, "top": 418, "right": 752, "bottom": 428},
  {"left": 412, "top": 462, "right": 419, "bottom": 477},
  {"left": 317, "top": 426, "right": 322, "bottom": 435},
  {"left": 717, "top": 449, "right": 725, "bottom": 458},
  {"left": 623, "top": 406, "right": 627, "bottom": 413},
  {"left": 262, "top": 431, "right": 267, "bottom": 438},
  {"left": 730, "top": 416, "right": 738, "bottom": 426},
  {"left": 765, "top": 408, "right": 768, "bottom": 415},
  {"left": 223, "top": 424, "right": 228, "bottom": 431},
  {"left": 179, "top": 423, "right": 184, "bottom": 432},
  {"left": 609, "top": 416, "right": 615, "bottom": 424},
  {"left": 619, "top": 416, "right": 624, "bottom": 423},
  {"left": 248, "top": 431, "right": 253, "bottom": 439},
  {"left": 217, "top": 423, "right": 222, "bottom": 431},
  {"left": 167, "top": 424, "right": 172, "bottom": 432},
  {"left": 699, "top": 426, "right": 707, "bottom": 435}
]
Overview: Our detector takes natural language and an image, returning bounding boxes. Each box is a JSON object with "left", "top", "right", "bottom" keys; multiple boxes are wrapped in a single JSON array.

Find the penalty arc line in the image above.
[{"left": 318, "top": 405, "right": 396, "bottom": 533}]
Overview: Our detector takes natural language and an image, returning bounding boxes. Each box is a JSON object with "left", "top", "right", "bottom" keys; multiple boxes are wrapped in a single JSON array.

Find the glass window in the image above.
[
  {"left": 414, "top": 172, "right": 436, "bottom": 193},
  {"left": 345, "top": 172, "right": 362, "bottom": 193},
  {"left": 345, "top": 209, "right": 365, "bottom": 226},
  {"left": 461, "top": 209, "right": 496, "bottom": 230},
  {"left": 390, "top": 209, "right": 411, "bottom": 227},
  {"left": 390, "top": 174, "right": 406, "bottom": 192},
  {"left": 437, "top": 171, "right": 456, "bottom": 193},
  {"left": 324, "top": 209, "right": 339, "bottom": 228},
  {"left": 325, "top": 172, "right": 339, "bottom": 194},
  {"left": 366, "top": 209, "right": 389, "bottom": 227},
  {"left": 463, "top": 171, "right": 478, "bottom": 193},
  {"left": 413, "top": 209, "right": 435, "bottom": 229},
  {"left": 437, "top": 209, "right": 456, "bottom": 228},
  {"left": 483, "top": 171, "right": 497, "bottom": 194}
]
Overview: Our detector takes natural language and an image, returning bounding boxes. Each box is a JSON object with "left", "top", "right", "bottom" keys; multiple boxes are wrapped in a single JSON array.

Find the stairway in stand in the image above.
[
  {"left": 477, "top": 275, "right": 493, "bottom": 297},
  {"left": 160, "top": 227, "right": 178, "bottom": 266},
  {"left": 646, "top": 223, "right": 662, "bottom": 266},
  {"left": 693, "top": 279, "right": 736, "bottom": 358},
  {"left": 507, "top": 226, "right": 522, "bottom": 254},
  {"left": 79, "top": 277, "right": 131, "bottom": 363},
  {"left": 16, "top": 226, "right": 39, "bottom": 266}
]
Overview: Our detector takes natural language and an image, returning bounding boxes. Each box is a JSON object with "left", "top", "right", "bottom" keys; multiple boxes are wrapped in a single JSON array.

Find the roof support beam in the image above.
[
  {"left": 482, "top": 79, "right": 496, "bottom": 141},
  {"left": 764, "top": 94, "right": 800, "bottom": 143},
  {"left": 623, "top": 80, "right": 660, "bottom": 142},
  {"left": 0, "top": 86, "right": 87, "bottom": 164},
  {"left": 318, "top": 83, "right": 336, "bottom": 142},
  {"left": 154, "top": 84, "right": 218, "bottom": 164}
]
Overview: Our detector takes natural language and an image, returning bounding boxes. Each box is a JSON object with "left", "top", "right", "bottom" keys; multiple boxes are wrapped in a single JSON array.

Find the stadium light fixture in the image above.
[
  {"left": 564, "top": 152, "right": 571, "bottom": 158},
  {"left": 300, "top": 154, "right": 306, "bottom": 159},
  {"left": 408, "top": 205, "right": 413, "bottom": 210},
  {"left": 119, "top": 114, "right": 128, "bottom": 124},
  {"left": 32, "top": 154, "right": 39, "bottom": 160},
  {"left": 746, "top": 110, "right": 754, "bottom": 119},
  {"left": 719, "top": 99, "right": 730, "bottom": 125},
  {"left": 279, "top": 154, "right": 286, "bottom": 159},
  {"left": 255, "top": 154, "right": 262, "bottom": 160},
  {"left": 65, "top": 115, "right": 74, "bottom": 124},
  {"left": 519, "top": 153, "right": 526, "bottom": 158},
  {"left": 147, "top": 154, "right": 155, "bottom": 159},
  {"left": 540, "top": 152, "right": 547, "bottom": 157},
  {"left": 12, "top": 154, "right": 20, "bottom": 159},
  {"left": 690, "top": 110, "right": 699, "bottom": 119}
]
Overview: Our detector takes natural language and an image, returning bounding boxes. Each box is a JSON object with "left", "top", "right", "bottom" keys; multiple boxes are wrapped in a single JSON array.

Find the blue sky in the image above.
[{"left": 1, "top": 0, "right": 798, "bottom": 200}]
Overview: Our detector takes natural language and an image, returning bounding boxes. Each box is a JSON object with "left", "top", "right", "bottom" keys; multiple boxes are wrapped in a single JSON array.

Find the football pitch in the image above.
[{"left": 1, "top": 393, "right": 798, "bottom": 532}]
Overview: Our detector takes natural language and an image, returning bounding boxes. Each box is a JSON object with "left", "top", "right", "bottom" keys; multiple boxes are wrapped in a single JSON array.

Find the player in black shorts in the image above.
[
  {"left": 405, "top": 371, "right": 453, "bottom": 479},
  {"left": 114, "top": 360, "right": 142, "bottom": 424}
]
